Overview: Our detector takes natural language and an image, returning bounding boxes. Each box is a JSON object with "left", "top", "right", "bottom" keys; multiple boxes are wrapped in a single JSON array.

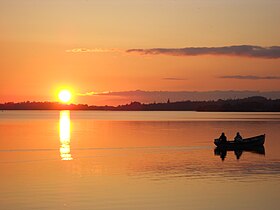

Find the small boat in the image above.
[{"left": 214, "top": 134, "right": 265, "bottom": 148}]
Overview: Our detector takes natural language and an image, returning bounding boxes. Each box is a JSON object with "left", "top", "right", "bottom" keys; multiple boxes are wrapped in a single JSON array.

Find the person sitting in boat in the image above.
[
  {"left": 234, "top": 132, "right": 243, "bottom": 142},
  {"left": 219, "top": 132, "right": 227, "bottom": 143}
]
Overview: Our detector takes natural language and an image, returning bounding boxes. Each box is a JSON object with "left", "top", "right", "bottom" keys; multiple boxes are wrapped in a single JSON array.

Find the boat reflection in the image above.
[
  {"left": 59, "top": 110, "right": 73, "bottom": 160},
  {"left": 214, "top": 146, "right": 265, "bottom": 161}
]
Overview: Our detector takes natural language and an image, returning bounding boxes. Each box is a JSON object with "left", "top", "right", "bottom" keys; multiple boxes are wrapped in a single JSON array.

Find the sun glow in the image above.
[{"left": 58, "top": 90, "right": 72, "bottom": 103}]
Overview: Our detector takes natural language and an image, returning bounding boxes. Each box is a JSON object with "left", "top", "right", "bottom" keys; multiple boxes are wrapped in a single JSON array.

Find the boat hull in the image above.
[{"left": 214, "top": 134, "right": 265, "bottom": 148}]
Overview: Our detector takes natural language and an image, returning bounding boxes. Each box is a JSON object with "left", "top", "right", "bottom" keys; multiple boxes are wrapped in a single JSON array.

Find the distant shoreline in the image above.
[
  {"left": 1, "top": 96, "right": 280, "bottom": 112},
  {"left": 1, "top": 110, "right": 280, "bottom": 112}
]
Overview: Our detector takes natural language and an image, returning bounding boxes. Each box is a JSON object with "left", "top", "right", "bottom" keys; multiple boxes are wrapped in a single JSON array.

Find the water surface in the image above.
[{"left": 0, "top": 111, "right": 279, "bottom": 210}]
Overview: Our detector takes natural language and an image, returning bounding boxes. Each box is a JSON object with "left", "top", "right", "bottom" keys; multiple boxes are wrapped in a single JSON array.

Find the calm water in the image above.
[{"left": 0, "top": 111, "right": 280, "bottom": 210}]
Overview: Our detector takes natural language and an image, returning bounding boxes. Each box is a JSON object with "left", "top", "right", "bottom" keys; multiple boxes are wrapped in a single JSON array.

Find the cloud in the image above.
[
  {"left": 82, "top": 90, "right": 280, "bottom": 103},
  {"left": 75, "top": 90, "right": 280, "bottom": 106},
  {"left": 220, "top": 75, "right": 280, "bottom": 80},
  {"left": 163, "top": 77, "right": 187, "bottom": 81},
  {"left": 77, "top": 91, "right": 110, "bottom": 96},
  {"left": 127, "top": 45, "right": 280, "bottom": 59},
  {"left": 66, "top": 48, "right": 120, "bottom": 53}
]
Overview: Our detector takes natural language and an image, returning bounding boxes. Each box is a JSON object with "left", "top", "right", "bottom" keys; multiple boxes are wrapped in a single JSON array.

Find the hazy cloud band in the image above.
[
  {"left": 127, "top": 45, "right": 280, "bottom": 59},
  {"left": 76, "top": 90, "right": 280, "bottom": 106},
  {"left": 66, "top": 48, "right": 119, "bottom": 53},
  {"left": 220, "top": 75, "right": 280, "bottom": 80},
  {"left": 163, "top": 77, "right": 187, "bottom": 81}
]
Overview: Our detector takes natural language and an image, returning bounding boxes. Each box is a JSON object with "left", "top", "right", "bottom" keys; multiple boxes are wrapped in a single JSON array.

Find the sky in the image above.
[{"left": 0, "top": 0, "right": 280, "bottom": 105}]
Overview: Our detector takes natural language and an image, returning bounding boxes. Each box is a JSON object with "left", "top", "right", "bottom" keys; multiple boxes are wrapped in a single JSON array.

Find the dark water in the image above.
[{"left": 0, "top": 111, "right": 279, "bottom": 210}]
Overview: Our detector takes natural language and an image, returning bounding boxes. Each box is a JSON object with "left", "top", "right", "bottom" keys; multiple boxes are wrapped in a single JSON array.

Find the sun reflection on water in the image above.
[{"left": 59, "top": 110, "right": 73, "bottom": 160}]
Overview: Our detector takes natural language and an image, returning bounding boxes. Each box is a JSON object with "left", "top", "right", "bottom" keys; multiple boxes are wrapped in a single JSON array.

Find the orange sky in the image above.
[{"left": 0, "top": 0, "right": 280, "bottom": 105}]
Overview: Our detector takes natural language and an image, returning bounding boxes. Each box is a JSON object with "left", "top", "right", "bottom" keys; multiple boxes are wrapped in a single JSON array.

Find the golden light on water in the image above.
[{"left": 59, "top": 110, "right": 73, "bottom": 160}]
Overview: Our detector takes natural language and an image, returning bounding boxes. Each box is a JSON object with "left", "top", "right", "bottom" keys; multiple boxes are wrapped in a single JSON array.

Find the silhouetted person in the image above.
[
  {"left": 219, "top": 132, "right": 227, "bottom": 143},
  {"left": 234, "top": 132, "right": 243, "bottom": 142}
]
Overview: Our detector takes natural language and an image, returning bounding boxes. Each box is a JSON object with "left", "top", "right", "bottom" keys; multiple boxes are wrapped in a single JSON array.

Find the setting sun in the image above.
[{"left": 58, "top": 90, "right": 72, "bottom": 103}]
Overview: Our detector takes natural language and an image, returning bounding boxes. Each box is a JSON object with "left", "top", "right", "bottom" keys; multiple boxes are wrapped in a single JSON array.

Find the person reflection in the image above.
[
  {"left": 214, "top": 148, "right": 227, "bottom": 161},
  {"left": 214, "top": 146, "right": 265, "bottom": 161},
  {"left": 59, "top": 110, "right": 73, "bottom": 160},
  {"left": 234, "top": 150, "right": 243, "bottom": 160}
]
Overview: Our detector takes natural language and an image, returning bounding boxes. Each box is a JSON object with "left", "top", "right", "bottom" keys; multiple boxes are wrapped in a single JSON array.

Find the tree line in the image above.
[{"left": 1, "top": 96, "right": 280, "bottom": 111}]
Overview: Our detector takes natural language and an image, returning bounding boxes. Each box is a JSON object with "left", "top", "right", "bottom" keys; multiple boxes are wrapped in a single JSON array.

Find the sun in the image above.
[{"left": 58, "top": 90, "right": 72, "bottom": 103}]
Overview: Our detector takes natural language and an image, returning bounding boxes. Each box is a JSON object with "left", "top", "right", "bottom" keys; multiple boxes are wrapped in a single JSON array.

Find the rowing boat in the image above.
[{"left": 214, "top": 134, "right": 265, "bottom": 148}]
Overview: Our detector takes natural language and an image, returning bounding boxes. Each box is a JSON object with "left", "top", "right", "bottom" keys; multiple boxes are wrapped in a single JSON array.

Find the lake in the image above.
[{"left": 0, "top": 111, "right": 279, "bottom": 210}]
